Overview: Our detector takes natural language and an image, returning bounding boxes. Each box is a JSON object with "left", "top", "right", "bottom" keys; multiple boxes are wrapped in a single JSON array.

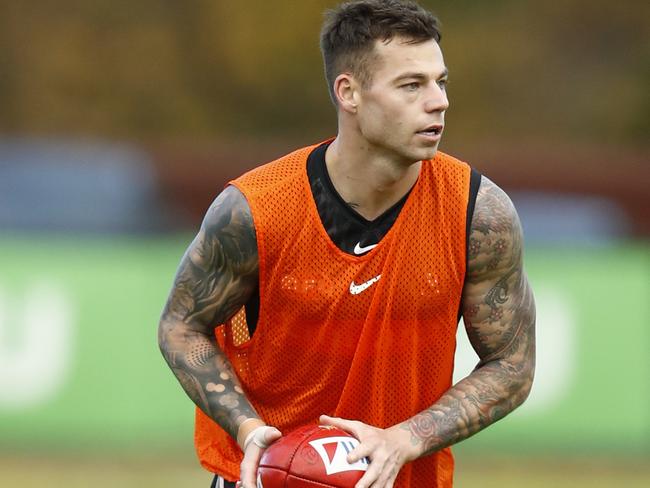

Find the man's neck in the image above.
[{"left": 325, "top": 135, "right": 422, "bottom": 221}]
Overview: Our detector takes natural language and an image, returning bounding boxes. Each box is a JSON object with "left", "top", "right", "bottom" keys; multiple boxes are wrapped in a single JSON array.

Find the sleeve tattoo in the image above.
[
  {"left": 158, "top": 186, "right": 260, "bottom": 440},
  {"left": 402, "top": 177, "right": 536, "bottom": 455}
]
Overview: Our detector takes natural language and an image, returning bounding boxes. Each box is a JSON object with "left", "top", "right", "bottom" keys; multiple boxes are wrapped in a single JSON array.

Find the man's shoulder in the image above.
[
  {"left": 432, "top": 150, "right": 471, "bottom": 170},
  {"left": 424, "top": 151, "right": 474, "bottom": 194},
  {"left": 232, "top": 140, "right": 326, "bottom": 191},
  {"left": 474, "top": 177, "right": 515, "bottom": 214},
  {"left": 242, "top": 140, "right": 329, "bottom": 177},
  {"left": 469, "top": 176, "right": 522, "bottom": 255}
]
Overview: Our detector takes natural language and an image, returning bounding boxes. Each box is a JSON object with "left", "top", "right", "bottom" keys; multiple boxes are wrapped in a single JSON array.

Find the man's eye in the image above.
[
  {"left": 402, "top": 82, "right": 420, "bottom": 91},
  {"left": 438, "top": 78, "right": 449, "bottom": 88}
]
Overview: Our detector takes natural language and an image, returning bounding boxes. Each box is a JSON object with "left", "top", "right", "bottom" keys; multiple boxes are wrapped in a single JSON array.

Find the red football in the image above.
[{"left": 258, "top": 425, "right": 369, "bottom": 487}]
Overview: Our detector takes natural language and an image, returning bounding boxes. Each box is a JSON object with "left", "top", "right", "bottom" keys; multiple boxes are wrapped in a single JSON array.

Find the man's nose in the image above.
[{"left": 424, "top": 83, "right": 449, "bottom": 113}]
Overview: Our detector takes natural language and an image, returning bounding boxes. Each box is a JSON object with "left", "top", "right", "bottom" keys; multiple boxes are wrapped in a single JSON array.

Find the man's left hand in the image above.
[{"left": 319, "top": 415, "right": 417, "bottom": 488}]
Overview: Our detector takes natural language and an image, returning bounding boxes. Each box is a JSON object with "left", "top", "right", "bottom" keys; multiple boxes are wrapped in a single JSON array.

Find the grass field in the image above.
[{"left": 1, "top": 455, "right": 648, "bottom": 487}]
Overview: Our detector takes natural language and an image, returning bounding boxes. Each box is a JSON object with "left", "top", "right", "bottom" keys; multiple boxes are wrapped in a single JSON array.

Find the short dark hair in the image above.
[{"left": 320, "top": 0, "right": 442, "bottom": 105}]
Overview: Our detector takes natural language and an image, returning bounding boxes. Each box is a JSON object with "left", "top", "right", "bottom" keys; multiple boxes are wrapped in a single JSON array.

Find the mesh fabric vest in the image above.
[{"left": 195, "top": 143, "right": 471, "bottom": 486}]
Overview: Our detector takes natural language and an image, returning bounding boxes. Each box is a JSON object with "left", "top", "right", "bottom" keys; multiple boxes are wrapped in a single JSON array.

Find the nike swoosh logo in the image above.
[
  {"left": 353, "top": 242, "right": 378, "bottom": 255},
  {"left": 349, "top": 275, "right": 381, "bottom": 295}
]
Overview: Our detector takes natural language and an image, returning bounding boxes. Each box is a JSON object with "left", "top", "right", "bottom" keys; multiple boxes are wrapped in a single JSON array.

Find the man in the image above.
[{"left": 159, "top": 1, "right": 536, "bottom": 487}]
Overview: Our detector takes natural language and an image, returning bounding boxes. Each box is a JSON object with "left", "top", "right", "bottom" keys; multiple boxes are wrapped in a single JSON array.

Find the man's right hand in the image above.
[{"left": 238, "top": 423, "right": 282, "bottom": 488}]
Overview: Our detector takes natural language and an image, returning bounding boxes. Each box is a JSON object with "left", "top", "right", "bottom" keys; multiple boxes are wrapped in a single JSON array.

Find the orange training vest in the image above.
[{"left": 195, "top": 142, "right": 471, "bottom": 487}]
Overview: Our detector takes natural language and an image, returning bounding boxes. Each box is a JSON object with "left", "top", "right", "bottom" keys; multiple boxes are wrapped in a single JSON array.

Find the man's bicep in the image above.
[
  {"left": 162, "top": 185, "right": 259, "bottom": 331},
  {"left": 461, "top": 178, "right": 535, "bottom": 365},
  {"left": 158, "top": 186, "right": 262, "bottom": 437}
]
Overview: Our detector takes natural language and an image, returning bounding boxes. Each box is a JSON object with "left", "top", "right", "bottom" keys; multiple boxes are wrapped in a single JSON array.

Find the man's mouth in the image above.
[{"left": 417, "top": 124, "right": 443, "bottom": 136}]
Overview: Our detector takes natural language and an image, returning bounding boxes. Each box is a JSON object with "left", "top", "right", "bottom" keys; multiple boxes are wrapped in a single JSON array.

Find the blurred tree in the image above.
[{"left": 0, "top": 0, "right": 647, "bottom": 149}]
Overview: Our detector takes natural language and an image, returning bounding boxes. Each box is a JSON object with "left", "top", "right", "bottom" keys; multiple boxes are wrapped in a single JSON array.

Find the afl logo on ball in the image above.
[{"left": 308, "top": 437, "right": 370, "bottom": 475}]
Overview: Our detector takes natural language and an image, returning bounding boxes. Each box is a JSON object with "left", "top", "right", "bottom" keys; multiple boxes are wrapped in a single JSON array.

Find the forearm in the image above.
[
  {"left": 401, "top": 177, "right": 538, "bottom": 457},
  {"left": 400, "top": 358, "right": 533, "bottom": 457},
  {"left": 158, "top": 317, "right": 260, "bottom": 443}
]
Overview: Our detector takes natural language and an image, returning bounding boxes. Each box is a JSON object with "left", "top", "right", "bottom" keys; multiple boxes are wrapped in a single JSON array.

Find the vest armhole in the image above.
[
  {"left": 458, "top": 168, "right": 482, "bottom": 322},
  {"left": 245, "top": 285, "right": 260, "bottom": 337},
  {"left": 466, "top": 168, "right": 482, "bottom": 252}
]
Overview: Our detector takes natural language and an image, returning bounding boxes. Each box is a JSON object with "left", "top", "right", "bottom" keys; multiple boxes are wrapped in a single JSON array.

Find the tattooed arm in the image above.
[
  {"left": 403, "top": 176, "right": 536, "bottom": 454},
  {"left": 158, "top": 186, "right": 280, "bottom": 470},
  {"left": 321, "top": 177, "right": 535, "bottom": 488}
]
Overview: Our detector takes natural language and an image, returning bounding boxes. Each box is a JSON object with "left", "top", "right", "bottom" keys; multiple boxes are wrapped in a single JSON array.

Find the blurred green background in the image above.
[{"left": 0, "top": 1, "right": 648, "bottom": 486}]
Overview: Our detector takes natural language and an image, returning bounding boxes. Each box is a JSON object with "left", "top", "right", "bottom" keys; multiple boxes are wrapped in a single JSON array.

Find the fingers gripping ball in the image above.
[{"left": 258, "top": 425, "right": 369, "bottom": 488}]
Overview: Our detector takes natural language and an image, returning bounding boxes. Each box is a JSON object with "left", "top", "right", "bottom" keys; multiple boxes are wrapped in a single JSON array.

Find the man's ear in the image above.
[{"left": 333, "top": 73, "right": 360, "bottom": 114}]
